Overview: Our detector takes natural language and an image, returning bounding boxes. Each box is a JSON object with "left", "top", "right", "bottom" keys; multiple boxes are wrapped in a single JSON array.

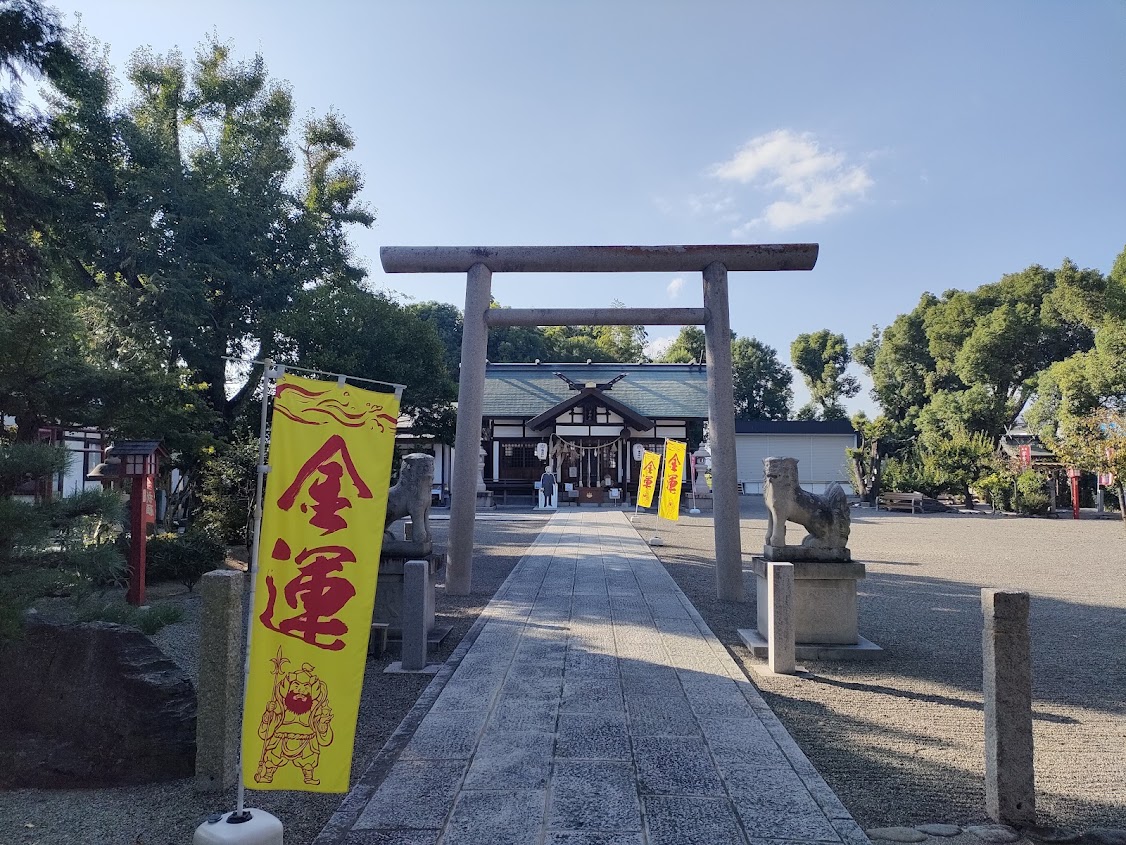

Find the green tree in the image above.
[
  {"left": 275, "top": 284, "right": 457, "bottom": 442},
  {"left": 56, "top": 37, "right": 373, "bottom": 435},
  {"left": 731, "top": 337, "right": 792, "bottom": 420},
  {"left": 919, "top": 426, "right": 994, "bottom": 510},
  {"left": 790, "top": 329, "right": 859, "bottom": 420},
  {"left": 659, "top": 326, "right": 707, "bottom": 363},
  {"left": 407, "top": 300, "right": 463, "bottom": 375}
]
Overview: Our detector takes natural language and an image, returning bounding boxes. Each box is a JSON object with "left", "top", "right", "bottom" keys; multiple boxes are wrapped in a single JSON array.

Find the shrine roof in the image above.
[{"left": 482, "top": 362, "right": 708, "bottom": 419}]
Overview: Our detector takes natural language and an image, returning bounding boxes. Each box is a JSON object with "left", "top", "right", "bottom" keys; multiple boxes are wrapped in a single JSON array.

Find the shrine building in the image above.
[
  {"left": 401, "top": 361, "right": 858, "bottom": 505},
  {"left": 480, "top": 361, "right": 707, "bottom": 503}
]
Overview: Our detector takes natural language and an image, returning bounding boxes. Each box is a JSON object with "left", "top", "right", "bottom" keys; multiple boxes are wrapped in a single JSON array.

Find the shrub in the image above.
[
  {"left": 976, "top": 470, "right": 1015, "bottom": 511},
  {"left": 146, "top": 530, "right": 224, "bottom": 591},
  {"left": 75, "top": 602, "right": 185, "bottom": 634},
  {"left": 1015, "top": 470, "right": 1050, "bottom": 515}
]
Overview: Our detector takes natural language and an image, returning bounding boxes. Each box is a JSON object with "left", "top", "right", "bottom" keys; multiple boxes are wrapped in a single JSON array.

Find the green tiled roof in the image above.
[{"left": 482, "top": 363, "right": 708, "bottom": 419}]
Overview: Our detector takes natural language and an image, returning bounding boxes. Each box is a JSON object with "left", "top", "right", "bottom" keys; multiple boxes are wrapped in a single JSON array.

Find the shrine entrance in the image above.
[{"left": 380, "top": 244, "right": 818, "bottom": 601}]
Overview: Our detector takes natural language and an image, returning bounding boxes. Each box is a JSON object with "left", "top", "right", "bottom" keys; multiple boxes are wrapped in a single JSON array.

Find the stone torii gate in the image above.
[{"left": 380, "top": 244, "right": 819, "bottom": 602}]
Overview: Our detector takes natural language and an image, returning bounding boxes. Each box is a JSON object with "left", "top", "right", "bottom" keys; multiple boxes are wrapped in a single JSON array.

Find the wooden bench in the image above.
[{"left": 878, "top": 492, "right": 923, "bottom": 513}]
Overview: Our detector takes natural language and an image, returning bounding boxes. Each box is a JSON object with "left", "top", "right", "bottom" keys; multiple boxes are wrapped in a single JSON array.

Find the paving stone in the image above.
[
  {"left": 548, "top": 761, "right": 642, "bottom": 831},
  {"left": 832, "top": 818, "right": 875, "bottom": 845},
  {"left": 628, "top": 706, "right": 702, "bottom": 737},
  {"left": 867, "top": 827, "right": 929, "bottom": 842},
  {"left": 544, "top": 834, "right": 644, "bottom": 845},
  {"left": 716, "top": 756, "right": 807, "bottom": 794},
  {"left": 399, "top": 709, "right": 487, "bottom": 760},
  {"left": 698, "top": 716, "right": 781, "bottom": 760},
  {"left": 1086, "top": 831, "right": 1126, "bottom": 845},
  {"left": 442, "top": 789, "right": 545, "bottom": 845},
  {"left": 633, "top": 736, "right": 724, "bottom": 795},
  {"left": 966, "top": 825, "right": 1021, "bottom": 843},
  {"left": 561, "top": 677, "right": 624, "bottom": 712},
  {"left": 642, "top": 796, "right": 746, "bottom": 845},
  {"left": 556, "top": 712, "right": 631, "bottom": 760},
  {"left": 680, "top": 675, "right": 756, "bottom": 718},
  {"left": 916, "top": 823, "right": 963, "bottom": 836},
  {"left": 353, "top": 760, "right": 467, "bottom": 829},
  {"left": 488, "top": 700, "right": 559, "bottom": 733},
  {"left": 344, "top": 830, "right": 439, "bottom": 845},
  {"left": 731, "top": 776, "right": 840, "bottom": 841},
  {"left": 464, "top": 730, "right": 554, "bottom": 789}
]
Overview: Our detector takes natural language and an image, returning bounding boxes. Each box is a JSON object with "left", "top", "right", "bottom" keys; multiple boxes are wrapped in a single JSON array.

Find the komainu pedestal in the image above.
[{"left": 739, "top": 457, "right": 882, "bottom": 660}]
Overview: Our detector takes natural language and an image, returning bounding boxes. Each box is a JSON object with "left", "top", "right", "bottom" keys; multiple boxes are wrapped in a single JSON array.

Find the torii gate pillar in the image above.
[{"left": 381, "top": 244, "right": 819, "bottom": 601}]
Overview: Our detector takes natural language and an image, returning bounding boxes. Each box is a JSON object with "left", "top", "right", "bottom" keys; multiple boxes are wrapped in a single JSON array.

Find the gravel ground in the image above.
[
  {"left": 3, "top": 504, "right": 1122, "bottom": 843},
  {"left": 639, "top": 498, "right": 1126, "bottom": 835},
  {"left": 0, "top": 513, "right": 549, "bottom": 845}
]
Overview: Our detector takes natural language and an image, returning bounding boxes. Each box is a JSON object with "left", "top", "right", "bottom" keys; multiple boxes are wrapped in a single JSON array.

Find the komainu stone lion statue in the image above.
[
  {"left": 763, "top": 456, "right": 850, "bottom": 559},
  {"left": 385, "top": 453, "right": 433, "bottom": 546}
]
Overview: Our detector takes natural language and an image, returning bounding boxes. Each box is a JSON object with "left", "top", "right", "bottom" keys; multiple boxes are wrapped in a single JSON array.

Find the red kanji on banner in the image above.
[
  {"left": 277, "top": 434, "right": 373, "bottom": 535},
  {"left": 259, "top": 540, "right": 359, "bottom": 651}
]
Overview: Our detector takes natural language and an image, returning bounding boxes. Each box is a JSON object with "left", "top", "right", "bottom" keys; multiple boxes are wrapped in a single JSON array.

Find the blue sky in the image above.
[{"left": 57, "top": 1, "right": 1126, "bottom": 415}]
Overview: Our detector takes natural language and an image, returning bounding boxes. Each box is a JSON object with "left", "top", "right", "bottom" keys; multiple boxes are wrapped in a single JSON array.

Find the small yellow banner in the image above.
[
  {"left": 658, "top": 439, "right": 687, "bottom": 522},
  {"left": 636, "top": 450, "right": 661, "bottom": 508},
  {"left": 241, "top": 374, "right": 399, "bottom": 793}
]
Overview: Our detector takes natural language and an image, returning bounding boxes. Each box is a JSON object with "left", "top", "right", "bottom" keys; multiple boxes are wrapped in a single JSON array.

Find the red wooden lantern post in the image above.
[
  {"left": 105, "top": 441, "right": 165, "bottom": 606},
  {"left": 1066, "top": 466, "right": 1081, "bottom": 521}
]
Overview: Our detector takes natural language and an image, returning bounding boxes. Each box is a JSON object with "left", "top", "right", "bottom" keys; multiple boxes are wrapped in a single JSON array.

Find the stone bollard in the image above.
[
  {"left": 768, "top": 562, "right": 796, "bottom": 674},
  {"left": 982, "top": 589, "right": 1036, "bottom": 825},
  {"left": 195, "top": 570, "right": 246, "bottom": 792},
  {"left": 401, "top": 559, "right": 429, "bottom": 671}
]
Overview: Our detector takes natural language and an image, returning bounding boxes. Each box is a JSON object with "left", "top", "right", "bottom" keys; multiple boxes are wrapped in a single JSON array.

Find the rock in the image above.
[
  {"left": 1019, "top": 827, "right": 1080, "bottom": 844},
  {"left": 867, "top": 827, "right": 928, "bottom": 843},
  {"left": 967, "top": 824, "right": 1021, "bottom": 843},
  {"left": 0, "top": 618, "right": 195, "bottom": 787},
  {"left": 1085, "top": 830, "right": 1126, "bottom": 845},
  {"left": 916, "top": 824, "right": 963, "bottom": 837}
]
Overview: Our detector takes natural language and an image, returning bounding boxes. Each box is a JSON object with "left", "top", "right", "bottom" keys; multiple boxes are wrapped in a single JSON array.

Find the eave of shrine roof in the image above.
[{"left": 482, "top": 362, "right": 708, "bottom": 419}]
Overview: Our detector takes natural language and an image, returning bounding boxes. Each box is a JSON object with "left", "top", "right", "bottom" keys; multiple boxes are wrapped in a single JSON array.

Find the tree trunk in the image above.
[
  {"left": 1118, "top": 484, "right": 1126, "bottom": 529},
  {"left": 964, "top": 485, "right": 974, "bottom": 511}
]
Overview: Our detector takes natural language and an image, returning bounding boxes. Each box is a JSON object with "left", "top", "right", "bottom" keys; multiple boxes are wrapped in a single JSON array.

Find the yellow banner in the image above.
[
  {"left": 658, "top": 439, "right": 687, "bottom": 521},
  {"left": 242, "top": 374, "right": 399, "bottom": 793},
  {"left": 636, "top": 450, "right": 661, "bottom": 508}
]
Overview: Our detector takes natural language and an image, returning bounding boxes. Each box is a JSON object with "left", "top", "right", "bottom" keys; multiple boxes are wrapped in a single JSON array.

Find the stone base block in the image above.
[
  {"left": 738, "top": 628, "right": 883, "bottom": 661},
  {"left": 476, "top": 491, "right": 495, "bottom": 510},
  {"left": 383, "top": 661, "right": 440, "bottom": 675},
  {"left": 374, "top": 552, "right": 444, "bottom": 636},
  {"left": 763, "top": 544, "right": 851, "bottom": 562},
  {"left": 753, "top": 557, "right": 867, "bottom": 646}
]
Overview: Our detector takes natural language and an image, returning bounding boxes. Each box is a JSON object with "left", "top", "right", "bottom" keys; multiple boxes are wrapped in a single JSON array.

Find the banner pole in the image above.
[{"left": 234, "top": 359, "right": 281, "bottom": 818}]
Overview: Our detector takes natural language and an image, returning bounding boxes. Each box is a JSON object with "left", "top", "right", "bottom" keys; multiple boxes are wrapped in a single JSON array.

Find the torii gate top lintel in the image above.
[
  {"left": 380, "top": 243, "right": 818, "bottom": 274},
  {"left": 382, "top": 243, "right": 819, "bottom": 602}
]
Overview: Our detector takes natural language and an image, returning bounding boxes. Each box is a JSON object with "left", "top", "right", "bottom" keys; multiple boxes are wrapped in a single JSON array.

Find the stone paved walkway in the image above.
[{"left": 318, "top": 511, "right": 870, "bottom": 845}]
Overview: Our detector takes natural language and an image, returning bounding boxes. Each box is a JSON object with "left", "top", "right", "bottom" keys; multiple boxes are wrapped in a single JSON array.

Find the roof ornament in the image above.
[{"left": 553, "top": 372, "right": 629, "bottom": 392}]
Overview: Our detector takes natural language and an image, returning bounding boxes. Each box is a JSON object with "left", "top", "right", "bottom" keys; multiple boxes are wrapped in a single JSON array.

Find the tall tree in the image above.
[
  {"left": 731, "top": 337, "right": 792, "bottom": 420},
  {"left": 275, "top": 284, "right": 457, "bottom": 442},
  {"left": 659, "top": 326, "right": 707, "bottom": 364},
  {"left": 56, "top": 37, "right": 373, "bottom": 435},
  {"left": 790, "top": 330, "right": 859, "bottom": 420}
]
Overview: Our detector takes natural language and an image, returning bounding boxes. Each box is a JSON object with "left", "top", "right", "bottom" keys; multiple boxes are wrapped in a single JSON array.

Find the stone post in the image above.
[
  {"left": 768, "top": 563, "right": 796, "bottom": 674},
  {"left": 982, "top": 588, "right": 1036, "bottom": 825},
  {"left": 703, "top": 261, "right": 744, "bottom": 602},
  {"left": 195, "top": 570, "right": 246, "bottom": 792},
  {"left": 447, "top": 262, "right": 492, "bottom": 595},
  {"left": 401, "top": 560, "right": 429, "bottom": 671}
]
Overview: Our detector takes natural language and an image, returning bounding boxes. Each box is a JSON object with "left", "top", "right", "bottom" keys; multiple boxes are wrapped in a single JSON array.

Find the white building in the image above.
[{"left": 735, "top": 419, "right": 858, "bottom": 494}]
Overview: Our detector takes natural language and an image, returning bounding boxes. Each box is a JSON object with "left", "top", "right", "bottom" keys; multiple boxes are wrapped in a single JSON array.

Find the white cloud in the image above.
[
  {"left": 667, "top": 277, "right": 685, "bottom": 299},
  {"left": 645, "top": 334, "right": 676, "bottom": 360},
  {"left": 712, "top": 129, "right": 872, "bottom": 231}
]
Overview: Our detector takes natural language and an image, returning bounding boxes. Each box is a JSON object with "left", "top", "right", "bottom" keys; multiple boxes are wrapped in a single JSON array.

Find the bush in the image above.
[
  {"left": 881, "top": 454, "right": 943, "bottom": 498},
  {"left": 976, "top": 470, "right": 1015, "bottom": 511},
  {"left": 146, "top": 530, "right": 224, "bottom": 591},
  {"left": 196, "top": 438, "right": 259, "bottom": 545},
  {"left": 75, "top": 602, "right": 185, "bottom": 634},
  {"left": 1015, "top": 470, "right": 1050, "bottom": 515}
]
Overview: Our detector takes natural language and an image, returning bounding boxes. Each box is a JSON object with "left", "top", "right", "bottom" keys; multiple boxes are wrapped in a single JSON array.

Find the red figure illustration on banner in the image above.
[{"left": 254, "top": 648, "right": 335, "bottom": 785}]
